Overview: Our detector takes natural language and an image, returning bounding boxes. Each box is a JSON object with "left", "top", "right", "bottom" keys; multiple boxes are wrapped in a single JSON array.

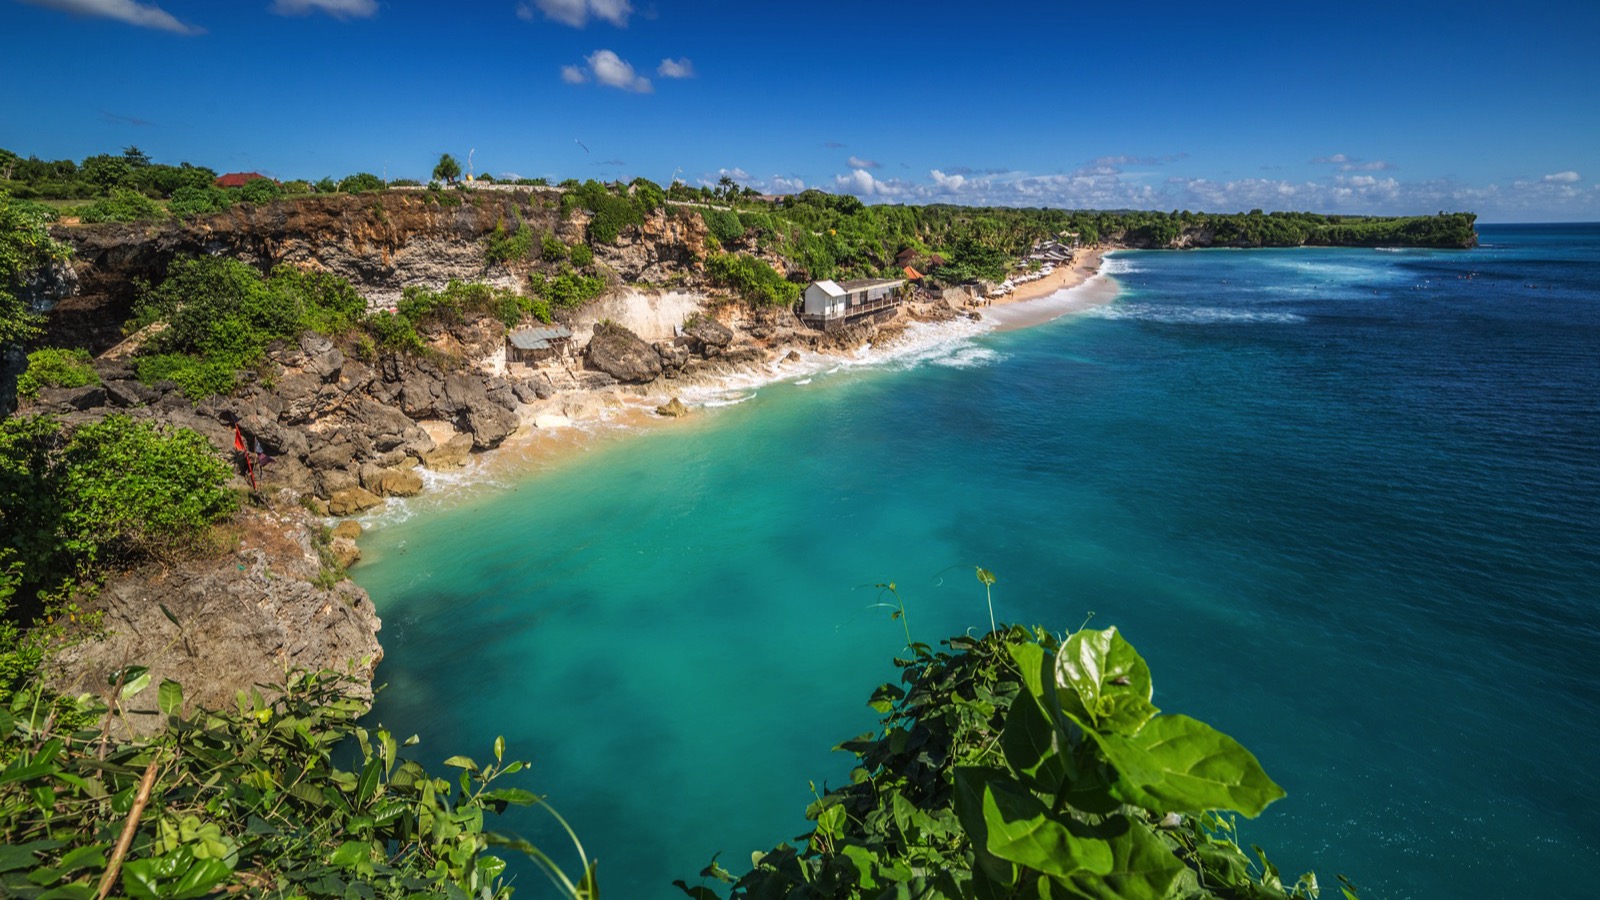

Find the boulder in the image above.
[
  {"left": 103, "top": 379, "right": 155, "bottom": 407},
  {"left": 331, "top": 520, "right": 362, "bottom": 541},
  {"left": 327, "top": 486, "right": 383, "bottom": 516},
  {"left": 656, "top": 397, "right": 689, "bottom": 418},
  {"left": 400, "top": 371, "right": 445, "bottom": 418},
  {"left": 38, "top": 384, "right": 106, "bottom": 411},
  {"left": 682, "top": 316, "right": 734, "bottom": 356},
  {"left": 315, "top": 466, "right": 360, "bottom": 498},
  {"left": 328, "top": 537, "right": 361, "bottom": 569},
  {"left": 360, "top": 464, "right": 424, "bottom": 498},
  {"left": 422, "top": 433, "right": 474, "bottom": 469},
  {"left": 441, "top": 374, "right": 488, "bottom": 414},
  {"left": 585, "top": 322, "right": 662, "bottom": 383},
  {"left": 461, "top": 405, "right": 518, "bottom": 450}
]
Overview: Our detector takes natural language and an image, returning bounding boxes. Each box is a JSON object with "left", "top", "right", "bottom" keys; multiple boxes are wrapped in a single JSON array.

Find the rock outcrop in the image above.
[
  {"left": 48, "top": 502, "right": 383, "bottom": 737},
  {"left": 585, "top": 321, "right": 663, "bottom": 383}
]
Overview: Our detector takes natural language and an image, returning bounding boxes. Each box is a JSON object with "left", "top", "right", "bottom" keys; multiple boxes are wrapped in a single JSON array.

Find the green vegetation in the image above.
[
  {"left": 704, "top": 252, "right": 801, "bottom": 306},
  {"left": 690, "top": 618, "right": 1341, "bottom": 900},
  {"left": 15, "top": 347, "right": 98, "bottom": 399},
  {"left": 569, "top": 242, "right": 594, "bottom": 269},
  {"left": 433, "top": 152, "right": 462, "bottom": 185},
  {"left": 484, "top": 220, "right": 536, "bottom": 266},
  {"left": 373, "top": 281, "right": 550, "bottom": 352},
  {"left": 337, "top": 173, "right": 386, "bottom": 194},
  {"left": 76, "top": 189, "right": 166, "bottom": 224},
  {"left": 236, "top": 177, "right": 283, "bottom": 205},
  {"left": 527, "top": 269, "right": 604, "bottom": 311},
  {"left": 701, "top": 208, "right": 744, "bottom": 248},
  {"left": 561, "top": 179, "right": 655, "bottom": 244},
  {"left": 1, "top": 196, "right": 69, "bottom": 345},
  {"left": 165, "top": 185, "right": 233, "bottom": 219},
  {"left": 0, "top": 414, "right": 237, "bottom": 611},
  {"left": 0, "top": 665, "right": 593, "bottom": 899},
  {"left": 129, "top": 258, "right": 367, "bottom": 399}
]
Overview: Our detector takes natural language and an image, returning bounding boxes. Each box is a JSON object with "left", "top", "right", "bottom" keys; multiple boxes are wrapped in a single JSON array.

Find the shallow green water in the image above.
[{"left": 354, "top": 226, "right": 1600, "bottom": 898}]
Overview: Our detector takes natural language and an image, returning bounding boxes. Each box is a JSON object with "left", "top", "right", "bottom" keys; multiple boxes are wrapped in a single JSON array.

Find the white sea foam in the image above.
[
  {"left": 794, "top": 378, "right": 812, "bottom": 385},
  {"left": 1089, "top": 303, "right": 1304, "bottom": 325},
  {"left": 1100, "top": 256, "right": 1139, "bottom": 276}
]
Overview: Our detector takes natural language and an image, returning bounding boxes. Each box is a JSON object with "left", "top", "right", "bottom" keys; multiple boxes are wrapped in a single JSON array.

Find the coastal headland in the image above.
[{"left": 5, "top": 187, "right": 1475, "bottom": 718}]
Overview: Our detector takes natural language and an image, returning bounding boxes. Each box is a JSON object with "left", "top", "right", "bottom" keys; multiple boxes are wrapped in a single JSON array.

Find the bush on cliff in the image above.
[
  {"left": 1, "top": 196, "right": 70, "bottom": 346},
  {"left": 704, "top": 252, "right": 800, "bottom": 307},
  {"left": 528, "top": 268, "right": 604, "bottom": 310},
  {"left": 0, "top": 414, "right": 237, "bottom": 610},
  {"left": 689, "top": 620, "right": 1339, "bottom": 900},
  {"left": 76, "top": 188, "right": 166, "bottom": 224},
  {"left": 15, "top": 347, "right": 98, "bottom": 399},
  {"left": 562, "top": 179, "right": 645, "bottom": 244},
  {"left": 130, "top": 257, "right": 369, "bottom": 398},
  {"left": 165, "top": 184, "right": 233, "bottom": 218}
]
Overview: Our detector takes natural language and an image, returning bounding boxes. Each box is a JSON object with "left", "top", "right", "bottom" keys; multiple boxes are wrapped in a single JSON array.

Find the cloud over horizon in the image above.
[
  {"left": 846, "top": 155, "right": 880, "bottom": 170},
  {"left": 517, "top": 0, "right": 631, "bottom": 28},
  {"left": 1542, "top": 171, "right": 1581, "bottom": 183},
  {"left": 18, "top": 0, "right": 201, "bottom": 34}
]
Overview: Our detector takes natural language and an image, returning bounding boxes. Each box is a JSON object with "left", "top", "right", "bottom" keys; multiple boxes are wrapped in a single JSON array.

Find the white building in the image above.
[{"left": 799, "top": 277, "right": 905, "bottom": 330}]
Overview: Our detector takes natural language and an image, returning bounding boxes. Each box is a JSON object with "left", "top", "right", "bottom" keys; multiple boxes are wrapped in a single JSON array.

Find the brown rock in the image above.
[
  {"left": 423, "top": 432, "right": 474, "bottom": 469},
  {"left": 331, "top": 520, "right": 362, "bottom": 541},
  {"left": 656, "top": 397, "right": 689, "bottom": 418},
  {"left": 328, "top": 486, "right": 383, "bottom": 516},
  {"left": 361, "top": 465, "right": 424, "bottom": 498},
  {"left": 329, "top": 537, "right": 361, "bottom": 569},
  {"left": 585, "top": 321, "right": 663, "bottom": 383}
]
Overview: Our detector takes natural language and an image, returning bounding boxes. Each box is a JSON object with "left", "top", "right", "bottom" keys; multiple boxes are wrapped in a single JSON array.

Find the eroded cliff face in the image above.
[{"left": 43, "top": 190, "right": 714, "bottom": 352}]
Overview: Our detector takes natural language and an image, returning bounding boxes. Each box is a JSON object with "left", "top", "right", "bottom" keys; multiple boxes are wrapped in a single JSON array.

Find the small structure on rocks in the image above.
[
  {"left": 799, "top": 277, "right": 905, "bottom": 331},
  {"left": 507, "top": 324, "right": 574, "bottom": 364}
]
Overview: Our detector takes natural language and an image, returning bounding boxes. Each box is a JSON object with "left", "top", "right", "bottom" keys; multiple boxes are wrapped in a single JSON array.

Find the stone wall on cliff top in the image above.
[{"left": 42, "top": 190, "right": 713, "bottom": 353}]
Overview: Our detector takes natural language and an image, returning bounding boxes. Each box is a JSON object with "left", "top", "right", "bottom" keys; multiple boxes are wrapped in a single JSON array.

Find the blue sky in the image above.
[{"left": 2, "top": 0, "right": 1597, "bottom": 221}]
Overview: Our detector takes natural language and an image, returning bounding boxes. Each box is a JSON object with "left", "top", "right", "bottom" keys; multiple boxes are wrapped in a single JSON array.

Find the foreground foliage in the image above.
[
  {"left": 1, "top": 196, "right": 70, "bottom": 346},
  {"left": 0, "top": 668, "right": 591, "bottom": 899},
  {"left": 0, "top": 414, "right": 237, "bottom": 612},
  {"left": 686, "top": 625, "right": 1346, "bottom": 900}
]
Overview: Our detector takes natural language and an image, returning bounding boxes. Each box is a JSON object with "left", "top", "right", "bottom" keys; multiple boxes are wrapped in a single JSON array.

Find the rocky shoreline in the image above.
[{"left": 25, "top": 281, "right": 969, "bottom": 725}]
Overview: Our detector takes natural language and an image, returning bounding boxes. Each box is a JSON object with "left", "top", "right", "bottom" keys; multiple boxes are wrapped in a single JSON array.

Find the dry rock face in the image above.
[
  {"left": 585, "top": 321, "right": 663, "bottom": 383},
  {"left": 48, "top": 503, "right": 383, "bottom": 737}
]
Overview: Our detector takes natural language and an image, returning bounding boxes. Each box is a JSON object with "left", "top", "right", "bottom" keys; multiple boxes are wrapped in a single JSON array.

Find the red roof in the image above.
[{"left": 215, "top": 172, "right": 269, "bottom": 188}]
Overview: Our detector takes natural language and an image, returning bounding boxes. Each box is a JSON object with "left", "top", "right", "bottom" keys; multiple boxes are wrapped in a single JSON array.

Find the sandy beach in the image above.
[{"left": 992, "top": 247, "right": 1108, "bottom": 306}]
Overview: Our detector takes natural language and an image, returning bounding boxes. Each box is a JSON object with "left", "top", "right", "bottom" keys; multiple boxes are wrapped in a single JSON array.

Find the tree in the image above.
[
  {"left": 433, "top": 153, "right": 462, "bottom": 185},
  {"left": 121, "top": 145, "right": 151, "bottom": 168}
]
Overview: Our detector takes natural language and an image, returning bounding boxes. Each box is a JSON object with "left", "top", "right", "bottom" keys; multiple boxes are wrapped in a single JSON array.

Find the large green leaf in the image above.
[
  {"left": 960, "top": 767, "right": 1114, "bottom": 878},
  {"left": 1087, "top": 714, "right": 1285, "bottom": 817},
  {"left": 954, "top": 767, "right": 1020, "bottom": 887},
  {"left": 1046, "top": 815, "right": 1187, "bottom": 900},
  {"left": 1055, "top": 628, "right": 1157, "bottom": 734},
  {"left": 1001, "top": 674, "right": 1070, "bottom": 794}
]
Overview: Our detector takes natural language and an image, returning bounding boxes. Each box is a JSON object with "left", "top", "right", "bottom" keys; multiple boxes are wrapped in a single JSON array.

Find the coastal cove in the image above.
[{"left": 351, "top": 226, "right": 1600, "bottom": 899}]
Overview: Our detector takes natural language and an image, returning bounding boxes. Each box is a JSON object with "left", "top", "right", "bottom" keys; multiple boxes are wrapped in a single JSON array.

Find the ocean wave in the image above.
[
  {"left": 1089, "top": 303, "right": 1305, "bottom": 325},
  {"left": 931, "top": 346, "right": 1003, "bottom": 368},
  {"left": 1100, "top": 256, "right": 1139, "bottom": 276}
]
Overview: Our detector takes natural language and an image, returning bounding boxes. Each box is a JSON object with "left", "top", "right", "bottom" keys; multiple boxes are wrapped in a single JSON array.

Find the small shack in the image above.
[
  {"left": 508, "top": 324, "right": 574, "bottom": 364},
  {"left": 799, "top": 277, "right": 905, "bottom": 331}
]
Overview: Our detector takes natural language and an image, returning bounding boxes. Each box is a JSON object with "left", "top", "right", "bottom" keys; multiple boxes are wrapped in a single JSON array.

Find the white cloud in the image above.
[
  {"left": 560, "top": 64, "right": 588, "bottom": 84},
  {"left": 846, "top": 155, "right": 881, "bottom": 170},
  {"left": 585, "top": 49, "right": 650, "bottom": 91},
  {"left": 930, "top": 169, "right": 967, "bottom": 191},
  {"left": 657, "top": 57, "right": 694, "bottom": 78},
  {"left": 521, "top": 0, "right": 630, "bottom": 27},
  {"left": 18, "top": 0, "right": 201, "bottom": 34},
  {"left": 270, "top": 0, "right": 377, "bottom": 17},
  {"left": 1543, "top": 171, "right": 1581, "bottom": 183},
  {"left": 1310, "top": 153, "right": 1352, "bottom": 165}
]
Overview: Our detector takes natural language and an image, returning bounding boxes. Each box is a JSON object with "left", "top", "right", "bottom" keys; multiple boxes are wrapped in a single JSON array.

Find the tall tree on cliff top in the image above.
[{"left": 432, "top": 153, "right": 461, "bottom": 185}]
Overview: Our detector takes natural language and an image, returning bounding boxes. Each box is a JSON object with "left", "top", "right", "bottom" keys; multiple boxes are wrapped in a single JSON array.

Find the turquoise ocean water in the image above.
[{"left": 353, "top": 224, "right": 1600, "bottom": 899}]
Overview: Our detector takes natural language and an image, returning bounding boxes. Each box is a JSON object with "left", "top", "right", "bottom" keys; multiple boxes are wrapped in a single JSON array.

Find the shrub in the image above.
[
  {"left": 166, "top": 185, "right": 233, "bottom": 218},
  {"left": 569, "top": 242, "right": 594, "bottom": 269},
  {"left": 702, "top": 207, "right": 744, "bottom": 247},
  {"left": 704, "top": 252, "right": 801, "bottom": 306},
  {"left": 0, "top": 414, "right": 237, "bottom": 599},
  {"left": 528, "top": 269, "right": 605, "bottom": 309},
  {"left": 235, "top": 177, "right": 282, "bottom": 204},
  {"left": 484, "top": 221, "right": 536, "bottom": 265},
  {"left": 16, "top": 347, "right": 98, "bottom": 398},
  {"left": 135, "top": 353, "right": 241, "bottom": 400},
  {"left": 337, "top": 172, "right": 384, "bottom": 193},
  {"left": 541, "top": 231, "right": 569, "bottom": 262},
  {"left": 77, "top": 188, "right": 165, "bottom": 223},
  {"left": 365, "top": 308, "right": 422, "bottom": 353},
  {"left": 563, "top": 179, "right": 645, "bottom": 244}
]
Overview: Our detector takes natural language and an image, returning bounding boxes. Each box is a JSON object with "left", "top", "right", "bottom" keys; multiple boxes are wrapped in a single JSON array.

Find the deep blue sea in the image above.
[{"left": 353, "top": 224, "right": 1600, "bottom": 899}]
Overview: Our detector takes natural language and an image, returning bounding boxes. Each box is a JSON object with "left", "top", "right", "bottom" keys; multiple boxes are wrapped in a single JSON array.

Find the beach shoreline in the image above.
[{"left": 354, "top": 251, "right": 1120, "bottom": 527}]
